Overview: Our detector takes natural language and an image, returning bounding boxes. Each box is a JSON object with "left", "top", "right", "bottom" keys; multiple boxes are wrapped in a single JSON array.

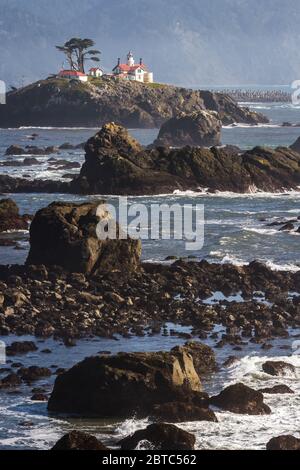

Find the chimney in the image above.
[
  {"left": 117, "top": 58, "right": 120, "bottom": 66},
  {"left": 139, "top": 58, "right": 142, "bottom": 65}
]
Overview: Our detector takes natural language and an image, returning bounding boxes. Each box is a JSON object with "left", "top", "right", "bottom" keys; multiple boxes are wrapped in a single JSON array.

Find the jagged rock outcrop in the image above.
[
  {"left": 51, "top": 431, "right": 108, "bottom": 450},
  {"left": 0, "top": 199, "right": 29, "bottom": 232},
  {"left": 26, "top": 201, "right": 141, "bottom": 273},
  {"left": 0, "top": 78, "right": 268, "bottom": 128},
  {"left": 48, "top": 350, "right": 202, "bottom": 417},
  {"left": 210, "top": 383, "right": 271, "bottom": 415},
  {"left": 152, "top": 110, "right": 222, "bottom": 147},
  {"left": 118, "top": 423, "right": 196, "bottom": 450},
  {"left": 71, "top": 123, "right": 300, "bottom": 195}
]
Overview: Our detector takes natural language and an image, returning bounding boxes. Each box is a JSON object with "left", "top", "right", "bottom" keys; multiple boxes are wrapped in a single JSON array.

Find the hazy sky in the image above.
[{"left": 1, "top": 0, "right": 300, "bottom": 87}]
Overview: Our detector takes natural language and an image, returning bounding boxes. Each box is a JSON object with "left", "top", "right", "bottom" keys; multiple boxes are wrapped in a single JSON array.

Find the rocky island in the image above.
[
  {"left": 0, "top": 77, "right": 268, "bottom": 128},
  {"left": 71, "top": 122, "right": 300, "bottom": 195},
  {"left": 1, "top": 121, "right": 300, "bottom": 195}
]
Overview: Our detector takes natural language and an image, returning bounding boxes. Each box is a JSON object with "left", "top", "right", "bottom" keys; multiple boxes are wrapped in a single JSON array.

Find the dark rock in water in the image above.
[
  {"left": 71, "top": 123, "right": 300, "bottom": 195},
  {"left": 0, "top": 199, "right": 29, "bottom": 232},
  {"left": 26, "top": 201, "right": 141, "bottom": 274},
  {"left": 6, "top": 341, "right": 38, "bottom": 356},
  {"left": 118, "top": 423, "right": 196, "bottom": 450},
  {"left": 259, "top": 385, "right": 294, "bottom": 394},
  {"left": 0, "top": 175, "right": 69, "bottom": 194},
  {"left": 48, "top": 350, "right": 202, "bottom": 417},
  {"left": 31, "top": 393, "right": 48, "bottom": 401},
  {"left": 51, "top": 431, "right": 108, "bottom": 450},
  {"left": 0, "top": 238, "right": 17, "bottom": 247},
  {"left": 172, "top": 341, "right": 217, "bottom": 375},
  {"left": 151, "top": 402, "right": 217, "bottom": 423},
  {"left": 0, "top": 78, "right": 268, "bottom": 129},
  {"left": 5, "top": 145, "right": 59, "bottom": 156},
  {"left": 223, "top": 356, "right": 239, "bottom": 367},
  {"left": 262, "top": 361, "right": 296, "bottom": 376},
  {"left": 210, "top": 383, "right": 271, "bottom": 415},
  {"left": 0, "top": 373, "right": 22, "bottom": 389},
  {"left": 17, "top": 366, "right": 52, "bottom": 382},
  {"left": 266, "top": 435, "right": 300, "bottom": 450},
  {"left": 59, "top": 143, "right": 76, "bottom": 150},
  {"left": 152, "top": 110, "right": 222, "bottom": 147},
  {"left": 279, "top": 222, "right": 294, "bottom": 231},
  {"left": 5, "top": 145, "right": 24, "bottom": 155}
]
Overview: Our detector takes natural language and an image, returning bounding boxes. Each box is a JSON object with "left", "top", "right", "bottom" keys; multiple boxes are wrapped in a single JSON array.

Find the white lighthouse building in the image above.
[{"left": 112, "top": 51, "right": 154, "bottom": 83}]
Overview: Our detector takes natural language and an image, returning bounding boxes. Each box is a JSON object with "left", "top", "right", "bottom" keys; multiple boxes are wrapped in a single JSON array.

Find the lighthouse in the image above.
[{"left": 127, "top": 51, "right": 135, "bottom": 67}]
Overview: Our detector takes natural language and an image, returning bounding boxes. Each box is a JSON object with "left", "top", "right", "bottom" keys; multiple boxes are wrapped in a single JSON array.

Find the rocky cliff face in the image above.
[
  {"left": 71, "top": 123, "right": 300, "bottom": 195},
  {"left": 0, "top": 77, "right": 268, "bottom": 128}
]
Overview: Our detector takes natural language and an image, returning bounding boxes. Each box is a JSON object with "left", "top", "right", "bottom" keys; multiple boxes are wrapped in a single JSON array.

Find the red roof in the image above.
[
  {"left": 89, "top": 67, "right": 102, "bottom": 72},
  {"left": 113, "top": 63, "right": 148, "bottom": 73},
  {"left": 59, "top": 70, "right": 86, "bottom": 77}
]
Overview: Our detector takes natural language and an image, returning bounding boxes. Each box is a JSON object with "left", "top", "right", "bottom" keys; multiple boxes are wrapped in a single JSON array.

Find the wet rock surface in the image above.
[
  {"left": 152, "top": 110, "right": 222, "bottom": 147},
  {"left": 118, "top": 423, "right": 196, "bottom": 450},
  {"left": 259, "top": 384, "right": 294, "bottom": 394},
  {"left": 51, "top": 431, "right": 108, "bottom": 450},
  {"left": 5, "top": 145, "right": 59, "bottom": 156},
  {"left": 210, "top": 383, "right": 271, "bottom": 415},
  {"left": 262, "top": 361, "right": 296, "bottom": 376},
  {"left": 266, "top": 435, "right": 300, "bottom": 450},
  {"left": 0, "top": 259, "right": 299, "bottom": 340},
  {"left": 6, "top": 341, "right": 38, "bottom": 356},
  {"left": 151, "top": 402, "right": 217, "bottom": 423},
  {"left": 71, "top": 124, "right": 300, "bottom": 195},
  {"left": 48, "top": 349, "right": 202, "bottom": 417}
]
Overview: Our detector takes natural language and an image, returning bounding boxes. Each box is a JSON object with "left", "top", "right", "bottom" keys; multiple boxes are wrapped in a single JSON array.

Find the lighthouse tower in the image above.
[{"left": 127, "top": 51, "right": 135, "bottom": 67}]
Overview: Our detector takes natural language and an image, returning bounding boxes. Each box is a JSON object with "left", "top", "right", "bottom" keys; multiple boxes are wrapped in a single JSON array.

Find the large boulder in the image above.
[
  {"left": 118, "top": 423, "right": 196, "bottom": 450},
  {"left": 0, "top": 198, "right": 29, "bottom": 232},
  {"left": 266, "top": 435, "right": 300, "bottom": 450},
  {"left": 210, "top": 383, "right": 271, "bottom": 415},
  {"left": 48, "top": 350, "right": 202, "bottom": 417},
  {"left": 51, "top": 431, "right": 108, "bottom": 450},
  {"left": 262, "top": 361, "right": 296, "bottom": 377},
  {"left": 26, "top": 201, "right": 141, "bottom": 274},
  {"left": 153, "top": 111, "right": 222, "bottom": 147}
]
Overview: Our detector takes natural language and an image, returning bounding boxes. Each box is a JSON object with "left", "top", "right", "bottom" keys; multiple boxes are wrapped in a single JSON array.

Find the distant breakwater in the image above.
[{"left": 217, "top": 89, "right": 291, "bottom": 103}]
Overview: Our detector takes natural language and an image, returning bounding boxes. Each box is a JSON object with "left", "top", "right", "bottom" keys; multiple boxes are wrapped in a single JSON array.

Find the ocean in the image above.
[{"left": 0, "top": 99, "right": 300, "bottom": 449}]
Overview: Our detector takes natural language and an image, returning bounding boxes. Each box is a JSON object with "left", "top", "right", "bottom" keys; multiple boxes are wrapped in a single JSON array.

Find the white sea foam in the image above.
[
  {"left": 243, "top": 227, "right": 279, "bottom": 235},
  {"left": 222, "top": 123, "right": 281, "bottom": 129}
]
